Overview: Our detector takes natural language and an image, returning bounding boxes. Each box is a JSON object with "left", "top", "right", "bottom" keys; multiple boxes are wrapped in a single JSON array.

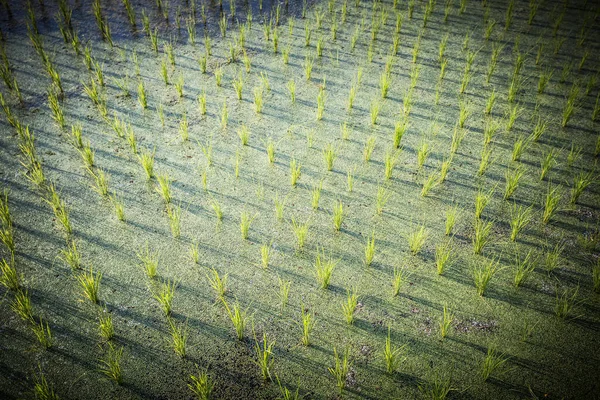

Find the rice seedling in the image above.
[
  {"left": 593, "top": 94, "right": 600, "bottom": 122},
  {"left": 472, "top": 219, "right": 493, "bottom": 255},
  {"left": 435, "top": 239, "right": 453, "bottom": 275},
  {"left": 542, "top": 184, "right": 561, "bottom": 224},
  {"left": 252, "top": 330, "right": 275, "bottom": 381},
  {"left": 155, "top": 174, "right": 172, "bottom": 204},
  {"left": 570, "top": 170, "right": 594, "bottom": 204},
  {"left": 237, "top": 124, "right": 250, "bottom": 146},
  {"left": 137, "top": 80, "right": 147, "bottom": 109},
  {"left": 482, "top": 345, "right": 510, "bottom": 381},
  {"left": 410, "top": 65, "right": 421, "bottom": 90},
  {"left": 99, "top": 343, "right": 123, "bottom": 384},
  {"left": 31, "top": 370, "right": 57, "bottom": 400},
  {"left": 486, "top": 43, "right": 503, "bottom": 84},
  {"left": 98, "top": 312, "right": 114, "bottom": 341},
  {"left": 417, "top": 141, "right": 430, "bottom": 169},
  {"left": 137, "top": 148, "right": 155, "bottom": 180},
  {"left": 363, "top": 135, "right": 376, "bottom": 162},
  {"left": 554, "top": 285, "right": 579, "bottom": 319},
  {"left": 240, "top": 210, "right": 257, "bottom": 240},
  {"left": 346, "top": 167, "right": 355, "bottom": 192},
  {"left": 421, "top": 171, "right": 440, "bottom": 197},
  {"left": 77, "top": 267, "right": 102, "bottom": 304},
  {"left": 458, "top": 100, "right": 471, "bottom": 129},
  {"left": 10, "top": 289, "right": 32, "bottom": 321},
  {"left": 303, "top": 54, "right": 313, "bottom": 81},
  {"left": 592, "top": 261, "right": 600, "bottom": 293},
  {"left": 513, "top": 248, "right": 535, "bottom": 287},
  {"left": 509, "top": 203, "right": 533, "bottom": 242},
  {"left": 379, "top": 70, "right": 392, "bottom": 99},
  {"left": 223, "top": 299, "right": 248, "bottom": 341},
  {"left": 174, "top": 75, "right": 184, "bottom": 98},
  {"left": 315, "top": 248, "right": 337, "bottom": 289},
  {"left": 329, "top": 347, "right": 351, "bottom": 394},
  {"left": 567, "top": 144, "right": 582, "bottom": 168},
  {"left": 538, "top": 68, "right": 553, "bottom": 94},
  {"left": 539, "top": 148, "right": 556, "bottom": 181},
  {"left": 543, "top": 240, "right": 565, "bottom": 273},
  {"left": 341, "top": 287, "right": 359, "bottom": 325},
  {"left": 209, "top": 198, "right": 223, "bottom": 222},
  {"left": 47, "top": 90, "right": 65, "bottom": 129},
  {"left": 168, "top": 317, "right": 189, "bottom": 358},
  {"left": 332, "top": 200, "right": 344, "bottom": 231},
  {"left": 504, "top": 165, "right": 523, "bottom": 200},
  {"left": 474, "top": 145, "right": 492, "bottom": 177},
  {"left": 197, "top": 91, "right": 207, "bottom": 115},
  {"left": 562, "top": 83, "right": 580, "bottom": 127},
  {"left": 445, "top": 205, "right": 458, "bottom": 236},
  {"left": 370, "top": 99, "right": 381, "bottom": 125},
  {"left": 407, "top": 225, "right": 427, "bottom": 255},
  {"left": 90, "top": 168, "right": 109, "bottom": 198},
  {"left": 438, "top": 303, "right": 454, "bottom": 339},
  {"left": 472, "top": 257, "right": 500, "bottom": 295},
  {"left": 154, "top": 279, "right": 176, "bottom": 315},
  {"left": 418, "top": 370, "right": 455, "bottom": 400},
  {"left": 59, "top": 238, "right": 81, "bottom": 270},
  {"left": 290, "top": 159, "right": 301, "bottom": 187},
  {"left": 0, "top": 257, "right": 18, "bottom": 292},
  {"left": 32, "top": 317, "right": 53, "bottom": 349},
  {"left": 382, "top": 325, "right": 406, "bottom": 374},
  {"left": 189, "top": 369, "right": 214, "bottom": 400},
  {"left": 166, "top": 203, "right": 181, "bottom": 238}
]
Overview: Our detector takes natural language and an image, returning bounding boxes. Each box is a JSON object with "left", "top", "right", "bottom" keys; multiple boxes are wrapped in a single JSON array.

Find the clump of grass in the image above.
[
  {"left": 153, "top": 279, "right": 176, "bottom": 315},
  {"left": 393, "top": 119, "right": 408, "bottom": 148},
  {"left": 0, "top": 258, "right": 20, "bottom": 292},
  {"left": 473, "top": 219, "right": 493, "bottom": 255},
  {"left": 166, "top": 203, "right": 181, "bottom": 238},
  {"left": 555, "top": 285, "right": 580, "bottom": 319},
  {"left": 223, "top": 299, "right": 248, "bottom": 340},
  {"left": 475, "top": 188, "right": 493, "bottom": 219},
  {"left": 99, "top": 312, "right": 114, "bottom": 341},
  {"left": 253, "top": 330, "right": 275, "bottom": 381},
  {"left": 137, "top": 148, "right": 155, "bottom": 180},
  {"left": 435, "top": 239, "right": 453, "bottom": 275},
  {"left": 439, "top": 303, "right": 454, "bottom": 339},
  {"left": 137, "top": 243, "right": 159, "bottom": 279},
  {"left": 240, "top": 210, "right": 257, "bottom": 240},
  {"left": 32, "top": 369, "right": 59, "bottom": 399},
  {"left": 418, "top": 370, "right": 455, "bottom": 400},
  {"left": 10, "top": 289, "right": 33, "bottom": 321},
  {"left": 59, "top": 239, "right": 81, "bottom": 270},
  {"left": 188, "top": 369, "right": 214, "bottom": 400},
  {"left": 512, "top": 136, "right": 529, "bottom": 161},
  {"left": 332, "top": 200, "right": 344, "bottom": 231},
  {"left": 314, "top": 248, "right": 337, "bottom": 289},
  {"left": 384, "top": 149, "right": 399, "bottom": 180},
  {"left": 392, "top": 266, "right": 410, "bottom": 297},
  {"left": 472, "top": 257, "right": 500, "bottom": 296},
  {"left": 99, "top": 343, "right": 123, "bottom": 384},
  {"left": 503, "top": 165, "right": 523, "bottom": 200},
  {"left": 290, "top": 159, "right": 301, "bottom": 187},
  {"left": 513, "top": 248, "right": 535, "bottom": 287},
  {"left": 364, "top": 232, "right": 376, "bottom": 267},
  {"left": 562, "top": 83, "right": 580, "bottom": 127},
  {"left": 77, "top": 267, "right": 102, "bottom": 304},
  {"left": 539, "top": 149, "right": 556, "bottom": 181},
  {"left": 363, "top": 136, "right": 376, "bottom": 162},
  {"left": 300, "top": 305, "right": 315, "bottom": 346},
  {"left": 421, "top": 171, "right": 440, "bottom": 197},
  {"left": 542, "top": 184, "right": 561, "bottom": 224},
  {"left": 376, "top": 185, "right": 392, "bottom": 215},
  {"left": 570, "top": 171, "right": 594, "bottom": 204},
  {"left": 383, "top": 326, "right": 406, "bottom": 374},
  {"left": 31, "top": 317, "right": 54, "bottom": 349},
  {"left": 592, "top": 261, "right": 600, "bottom": 293},
  {"left": 509, "top": 203, "right": 532, "bottom": 241},
  {"left": 341, "top": 287, "right": 359, "bottom": 325},
  {"left": 445, "top": 206, "right": 458, "bottom": 235},
  {"left": 408, "top": 224, "right": 427, "bottom": 255},
  {"left": 481, "top": 345, "right": 510, "bottom": 381},
  {"left": 544, "top": 241, "right": 565, "bottom": 273},
  {"left": 168, "top": 317, "right": 189, "bottom": 358},
  {"left": 291, "top": 218, "right": 310, "bottom": 250},
  {"left": 329, "top": 347, "right": 351, "bottom": 394},
  {"left": 207, "top": 268, "right": 227, "bottom": 301}
]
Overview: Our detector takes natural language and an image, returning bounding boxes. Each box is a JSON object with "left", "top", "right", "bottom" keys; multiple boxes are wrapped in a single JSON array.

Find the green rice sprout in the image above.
[
  {"left": 562, "top": 83, "right": 580, "bottom": 127},
  {"left": 376, "top": 185, "right": 391, "bottom": 215},
  {"left": 538, "top": 67, "right": 553, "bottom": 94},
  {"left": 322, "top": 144, "right": 336, "bottom": 171},
  {"left": 161, "top": 57, "right": 169, "bottom": 85},
  {"left": 290, "top": 218, "right": 310, "bottom": 250},
  {"left": 421, "top": 171, "right": 440, "bottom": 197},
  {"left": 542, "top": 184, "right": 561, "bottom": 224},
  {"left": 222, "top": 299, "right": 248, "bottom": 340},
  {"left": 435, "top": 239, "right": 452, "bottom": 275},
  {"left": 511, "top": 136, "right": 529, "bottom": 161},
  {"left": 481, "top": 345, "right": 510, "bottom": 381},
  {"left": 166, "top": 203, "right": 182, "bottom": 238},
  {"left": 303, "top": 54, "right": 313, "bottom": 80},
  {"left": 417, "top": 141, "right": 430, "bottom": 169},
  {"left": 77, "top": 267, "right": 102, "bottom": 304},
  {"left": 328, "top": 347, "right": 351, "bottom": 394},
  {"left": 59, "top": 239, "right": 81, "bottom": 270},
  {"left": 30, "top": 316, "right": 53, "bottom": 349},
  {"left": 555, "top": 285, "right": 579, "bottom": 319},
  {"left": 299, "top": 305, "right": 315, "bottom": 346},
  {"left": 567, "top": 143, "right": 582, "bottom": 168},
  {"left": 237, "top": 124, "right": 250, "bottom": 146},
  {"left": 370, "top": 99, "right": 381, "bottom": 125},
  {"left": 503, "top": 165, "right": 523, "bottom": 200},
  {"left": 530, "top": 116, "right": 547, "bottom": 142},
  {"left": 214, "top": 67, "right": 223, "bottom": 87},
  {"left": 136, "top": 243, "right": 159, "bottom": 279},
  {"left": 205, "top": 268, "right": 227, "bottom": 302},
  {"left": 155, "top": 174, "right": 172, "bottom": 204},
  {"left": 439, "top": 157, "right": 452, "bottom": 183},
  {"left": 153, "top": 279, "right": 176, "bottom": 315},
  {"left": 383, "top": 326, "right": 406, "bottom": 374},
  {"left": 485, "top": 88, "right": 497, "bottom": 115},
  {"left": 341, "top": 287, "right": 359, "bottom": 324},
  {"left": 509, "top": 203, "right": 533, "bottom": 241},
  {"left": 570, "top": 171, "right": 594, "bottom": 204},
  {"left": 137, "top": 148, "right": 155, "bottom": 180},
  {"left": 168, "top": 317, "right": 189, "bottom": 358},
  {"left": 383, "top": 149, "right": 399, "bottom": 180},
  {"left": 539, "top": 149, "right": 556, "bottom": 181},
  {"left": 286, "top": 79, "right": 296, "bottom": 103},
  {"left": 472, "top": 257, "right": 500, "bottom": 295},
  {"left": 260, "top": 242, "right": 272, "bottom": 269},
  {"left": 332, "top": 200, "right": 344, "bottom": 231},
  {"left": 475, "top": 188, "right": 493, "bottom": 219},
  {"left": 392, "top": 266, "right": 409, "bottom": 297},
  {"left": 513, "top": 248, "right": 535, "bottom": 287},
  {"left": 544, "top": 241, "right": 565, "bottom": 273},
  {"left": 472, "top": 219, "right": 493, "bottom": 255},
  {"left": 445, "top": 205, "right": 458, "bottom": 235},
  {"left": 393, "top": 119, "right": 408, "bottom": 148},
  {"left": 407, "top": 224, "right": 427, "bottom": 255},
  {"left": 363, "top": 135, "right": 376, "bottom": 162},
  {"left": 210, "top": 198, "right": 223, "bottom": 221},
  {"left": 290, "top": 158, "right": 301, "bottom": 187},
  {"left": 314, "top": 248, "right": 337, "bottom": 289},
  {"left": 98, "top": 312, "right": 114, "bottom": 341},
  {"left": 439, "top": 303, "right": 454, "bottom": 338},
  {"left": 253, "top": 330, "right": 275, "bottom": 381},
  {"left": 316, "top": 87, "right": 325, "bottom": 120},
  {"left": 364, "top": 232, "right": 376, "bottom": 267},
  {"left": 10, "top": 289, "right": 32, "bottom": 321},
  {"left": 47, "top": 90, "right": 64, "bottom": 129},
  {"left": 380, "top": 71, "right": 391, "bottom": 98},
  {"left": 418, "top": 369, "right": 455, "bottom": 400},
  {"left": 98, "top": 343, "right": 123, "bottom": 384},
  {"left": 32, "top": 369, "right": 59, "bottom": 400},
  {"left": 188, "top": 369, "right": 214, "bottom": 400},
  {"left": 311, "top": 180, "right": 323, "bottom": 210},
  {"left": 592, "top": 261, "right": 600, "bottom": 293},
  {"left": 175, "top": 75, "right": 184, "bottom": 98},
  {"left": 240, "top": 210, "right": 257, "bottom": 240}
]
